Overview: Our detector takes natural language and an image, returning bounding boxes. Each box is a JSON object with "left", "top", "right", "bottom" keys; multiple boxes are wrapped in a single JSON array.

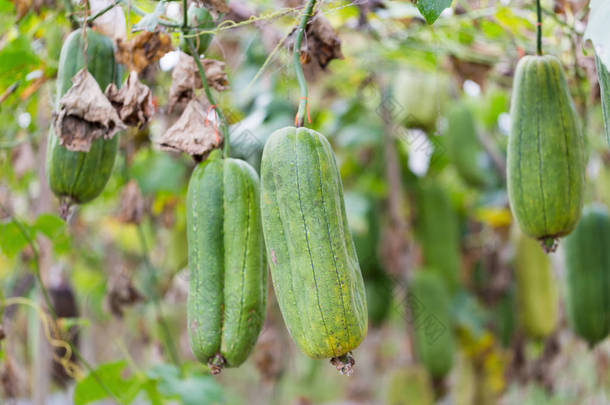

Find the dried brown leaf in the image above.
[
  {"left": 116, "top": 31, "right": 173, "bottom": 73},
  {"left": 201, "top": 58, "right": 229, "bottom": 91},
  {"left": 156, "top": 99, "right": 222, "bottom": 158},
  {"left": 107, "top": 267, "right": 145, "bottom": 317},
  {"left": 11, "top": 142, "right": 35, "bottom": 178},
  {"left": 253, "top": 328, "right": 284, "bottom": 381},
  {"left": 168, "top": 52, "right": 228, "bottom": 113},
  {"left": 53, "top": 69, "right": 125, "bottom": 152},
  {"left": 105, "top": 71, "right": 155, "bottom": 128},
  {"left": 288, "top": 14, "right": 343, "bottom": 69},
  {"left": 117, "top": 180, "right": 145, "bottom": 225}
]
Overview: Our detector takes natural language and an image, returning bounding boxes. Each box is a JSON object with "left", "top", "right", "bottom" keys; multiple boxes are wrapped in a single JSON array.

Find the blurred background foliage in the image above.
[{"left": 1, "top": 0, "right": 610, "bottom": 403}]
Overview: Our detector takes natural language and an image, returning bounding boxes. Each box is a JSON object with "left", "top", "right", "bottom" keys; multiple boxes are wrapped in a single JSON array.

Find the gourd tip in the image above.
[
  {"left": 208, "top": 353, "right": 226, "bottom": 375},
  {"left": 330, "top": 352, "right": 355, "bottom": 376}
]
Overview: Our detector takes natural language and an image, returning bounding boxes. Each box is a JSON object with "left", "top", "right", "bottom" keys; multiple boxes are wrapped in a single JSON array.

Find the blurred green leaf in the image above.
[
  {"left": 73, "top": 360, "right": 141, "bottom": 405},
  {"left": 33, "top": 214, "right": 64, "bottom": 238},
  {"left": 0, "top": 35, "right": 40, "bottom": 87},
  {"left": 0, "top": 220, "right": 31, "bottom": 258},
  {"left": 133, "top": 1, "right": 165, "bottom": 32},
  {"left": 130, "top": 150, "right": 188, "bottom": 195},
  {"left": 148, "top": 364, "right": 224, "bottom": 405},
  {"left": 417, "top": 0, "right": 452, "bottom": 24}
]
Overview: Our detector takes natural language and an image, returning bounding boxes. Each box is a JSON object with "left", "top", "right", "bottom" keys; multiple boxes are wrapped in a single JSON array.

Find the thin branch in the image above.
[
  {"left": 0, "top": 204, "right": 56, "bottom": 320},
  {"left": 80, "top": 0, "right": 122, "bottom": 23},
  {"left": 183, "top": 24, "right": 231, "bottom": 157},
  {"left": 293, "top": 0, "right": 317, "bottom": 127},
  {"left": 536, "top": 0, "right": 542, "bottom": 55},
  {"left": 0, "top": 82, "right": 20, "bottom": 104},
  {"left": 0, "top": 204, "right": 122, "bottom": 402}
]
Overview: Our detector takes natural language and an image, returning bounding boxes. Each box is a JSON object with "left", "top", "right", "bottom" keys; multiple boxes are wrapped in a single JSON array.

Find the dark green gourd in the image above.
[
  {"left": 187, "top": 152, "right": 267, "bottom": 374},
  {"left": 46, "top": 29, "right": 120, "bottom": 206}
]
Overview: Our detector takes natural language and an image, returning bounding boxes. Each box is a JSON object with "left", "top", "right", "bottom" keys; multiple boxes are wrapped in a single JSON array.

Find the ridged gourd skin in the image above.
[
  {"left": 187, "top": 153, "right": 267, "bottom": 369},
  {"left": 514, "top": 231, "right": 558, "bottom": 339},
  {"left": 260, "top": 127, "right": 367, "bottom": 360},
  {"left": 415, "top": 181, "right": 460, "bottom": 291},
  {"left": 564, "top": 205, "right": 610, "bottom": 346},
  {"left": 409, "top": 271, "right": 455, "bottom": 378},
  {"left": 446, "top": 104, "right": 493, "bottom": 188},
  {"left": 507, "top": 55, "right": 585, "bottom": 244},
  {"left": 596, "top": 54, "right": 610, "bottom": 145},
  {"left": 46, "top": 29, "right": 120, "bottom": 204}
]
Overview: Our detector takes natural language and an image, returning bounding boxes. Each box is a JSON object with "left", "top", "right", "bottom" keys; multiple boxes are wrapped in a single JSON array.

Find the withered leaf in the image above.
[
  {"left": 117, "top": 180, "right": 145, "bottom": 225},
  {"left": 289, "top": 14, "right": 343, "bottom": 69},
  {"left": 105, "top": 71, "right": 155, "bottom": 128},
  {"left": 53, "top": 69, "right": 125, "bottom": 152},
  {"left": 107, "top": 268, "right": 145, "bottom": 318},
  {"left": 116, "top": 31, "right": 173, "bottom": 73},
  {"left": 191, "top": 0, "right": 229, "bottom": 15},
  {"left": 156, "top": 99, "right": 222, "bottom": 158},
  {"left": 168, "top": 52, "right": 228, "bottom": 113}
]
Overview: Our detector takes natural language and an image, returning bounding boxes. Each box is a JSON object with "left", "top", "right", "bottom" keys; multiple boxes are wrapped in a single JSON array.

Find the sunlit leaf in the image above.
[
  {"left": 417, "top": 0, "right": 452, "bottom": 24},
  {"left": 0, "top": 220, "right": 31, "bottom": 258},
  {"left": 73, "top": 361, "right": 141, "bottom": 405}
]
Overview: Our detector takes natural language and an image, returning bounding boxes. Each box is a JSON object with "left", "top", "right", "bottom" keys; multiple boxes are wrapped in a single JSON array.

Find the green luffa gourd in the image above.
[
  {"left": 507, "top": 55, "right": 585, "bottom": 251},
  {"left": 409, "top": 271, "right": 455, "bottom": 378},
  {"left": 46, "top": 29, "right": 120, "bottom": 206},
  {"left": 187, "top": 152, "right": 267, "bottom": 374},
  {"left": 514, "top": 230, "right": 558, "bottom": 339},
  {"left": 415, "top": 180, "right": 460, "bottom": 290},
  {"left": 260, "top": 127, "right": 367, "bottom": 374},
  {"left": 564, "top": 205, "right": 610, "bottom": 347},
  {"left": 446, "top": 103, "right": 493, "bottom": 188}
]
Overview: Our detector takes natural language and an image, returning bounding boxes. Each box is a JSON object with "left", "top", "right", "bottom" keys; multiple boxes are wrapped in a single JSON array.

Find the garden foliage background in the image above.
[{"left": 1, "top": 0, "right": 610, "bottom": 403}]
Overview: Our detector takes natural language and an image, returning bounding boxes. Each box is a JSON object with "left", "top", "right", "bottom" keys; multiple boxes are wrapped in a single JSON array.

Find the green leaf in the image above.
[
  {"left": 417, "top": 0, "right": 452, "bottom": 24},
  {"left": 148, "top": 364, "right": 225, "bottom": 405},
  {"left": 130, "top": 149, "right": 187, "bottom": 195},
  {"left": 0, "top": 36, "right": 40, "bottom": 87},
  {"left": 33, "top": 214, "right": 65, "bottom": 238},
  {"left": 73, "top": 361, "right": 142, "bottom": 405},
  {"left": 133, "top": 2, "right": 166, "bottom": 32},
  {"left": 585, "top": 0, "right": 610, "bottom": 71},
  {"left": 0, "top": 220, "right": 31, "bottom": 258}
]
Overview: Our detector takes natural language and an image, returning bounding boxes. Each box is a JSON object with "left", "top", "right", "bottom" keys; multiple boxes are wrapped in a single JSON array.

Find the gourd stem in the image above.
[
  {"left": 182, "top": 0, "right": 230, "bottom": 159},
  {"left": 182, "top": 0, "right": 188, "bottom": 29},
  {"left": 293, "top": 0, "right": 317, "bottom": 127},
  {"left": 536, "top": 0, "right": 542, "bottom": 55}
]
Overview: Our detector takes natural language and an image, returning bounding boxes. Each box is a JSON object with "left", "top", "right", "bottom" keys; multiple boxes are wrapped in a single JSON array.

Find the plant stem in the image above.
[
  {"left": 81, "top": 0, "right": 122, "bottom": 23},
  {"left": 62, "top": 0, "right": 79, "bottom": 28},
  {"left": 536, "top": 0, "right": 542, "bottom": 55},
  {"left": 293, "top": 0, "right": 317, "bottom": 127},
  {"left": 0, "top": 205, "right": 56, "bottom": 320},
  {"left": 182, "top": 3, "right": 231, "bottom": 158},
  {"left": 136, "top": 224, "right": 181, "bottom": 368}
]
